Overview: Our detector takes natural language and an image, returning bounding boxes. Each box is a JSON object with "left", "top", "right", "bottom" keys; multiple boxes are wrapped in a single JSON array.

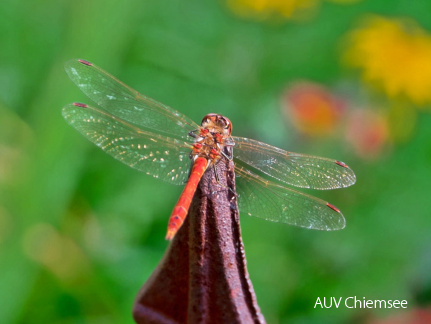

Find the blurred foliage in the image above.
[{"left": 1, "top": 0, "right": 431, "bottom": 323}]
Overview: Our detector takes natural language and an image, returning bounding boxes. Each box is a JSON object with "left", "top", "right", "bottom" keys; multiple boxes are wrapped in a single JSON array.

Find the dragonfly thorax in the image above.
[{"left": 191, "top": 114, "right": 233, "bottom": 163}]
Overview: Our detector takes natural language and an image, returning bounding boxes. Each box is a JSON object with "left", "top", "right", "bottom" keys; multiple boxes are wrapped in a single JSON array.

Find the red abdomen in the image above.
[{"left": 166, "top": 157, "right": 208, "bottom": 240}]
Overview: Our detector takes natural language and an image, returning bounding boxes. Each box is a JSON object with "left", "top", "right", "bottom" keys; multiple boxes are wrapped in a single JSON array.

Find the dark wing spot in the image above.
[
  {"left": 335, "top": 160, "right": 348, "bottom": 168},
  {"left": 78, "top": 59, "right": 92, "bottom": 66},
  {"left": 73, "top": 102, "right": 88, "bottom": 108},
  {"left": 326, "top": 203, "right": 340, "bottom": 213}
]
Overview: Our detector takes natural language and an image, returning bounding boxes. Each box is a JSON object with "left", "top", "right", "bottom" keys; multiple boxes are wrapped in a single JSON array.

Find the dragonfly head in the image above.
[{"left": 201, "top": 114, "right": 232, "bottom": 137}]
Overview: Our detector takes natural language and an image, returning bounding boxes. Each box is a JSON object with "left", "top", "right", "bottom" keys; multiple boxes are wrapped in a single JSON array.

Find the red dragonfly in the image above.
[{"left": 63, "top": 59, "right": 356, "bottom": 240}]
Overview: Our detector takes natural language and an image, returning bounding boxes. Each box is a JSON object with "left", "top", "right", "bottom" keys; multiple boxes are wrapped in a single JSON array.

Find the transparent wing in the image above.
[
  {"left": 63, "top": 103, "right": 193, "bottom": 185},
  {"left": 232, "top": 136, "right": 356, "bottom": 190},
  {"left": 234, "top": 165, "right": 345, "bottom": 230},
  {"left": 65, "top": 59, "right": 199, "bottom": 141}
]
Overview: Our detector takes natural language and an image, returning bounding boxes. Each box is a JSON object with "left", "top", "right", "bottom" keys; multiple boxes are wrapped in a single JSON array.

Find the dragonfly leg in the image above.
[
  {"left": 212, "top": 164, "right": 236, "bottom": 196},
  {"left": 221, "top": 150, "right": 233, "bottom": 161},
  {"left": 229, "top": 194, "right": 238, "bottom": 212},
  {"left": 223, "top": 138, "right": 235, "bottom": 159},
  {"left": 224, "top": 136, "right": 236, "bottom": 146},
  {"left": 188, "top": 129, "right": 199, "bottom": 138},
  {"left": 221, "top": 143, "right": 234, "bottom": 161}
]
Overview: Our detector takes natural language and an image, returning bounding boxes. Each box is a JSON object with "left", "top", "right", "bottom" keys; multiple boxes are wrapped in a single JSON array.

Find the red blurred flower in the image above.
[
  {"left": 369, "top": 307, "right": 431, "bottom": 324},
  {"left": 282, "top": 82, "right": 346, "bottom": 137},
  {"left": 345, "top": 109, "right": 389, "bottom": 159}
]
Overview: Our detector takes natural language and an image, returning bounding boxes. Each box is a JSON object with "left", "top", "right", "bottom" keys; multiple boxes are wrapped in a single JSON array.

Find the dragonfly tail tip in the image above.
[{"left": 165, "top": 230, "right": 175, "bottom": 241}]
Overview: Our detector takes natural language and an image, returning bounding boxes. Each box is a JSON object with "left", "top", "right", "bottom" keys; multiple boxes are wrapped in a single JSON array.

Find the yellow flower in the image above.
[
  {"left": 327, "top": 0, "right": 361, "bottom": 3},
  {"left": 344, "top": 15, "right": 431, "bottom": 105},
  {"left": 226, "top": 0, "right": 362, "bottom": 21},
  {"left": 226, "top": 0, "right": 318, "bottom": 20}
]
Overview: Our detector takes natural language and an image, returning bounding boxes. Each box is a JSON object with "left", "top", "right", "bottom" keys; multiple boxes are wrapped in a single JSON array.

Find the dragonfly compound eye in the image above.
[
  {"left": 219, "top": 116, "right": 232, "bottom": 134},
  {"left": 201, "top": 113, "right": 217, "bottom": 126}
]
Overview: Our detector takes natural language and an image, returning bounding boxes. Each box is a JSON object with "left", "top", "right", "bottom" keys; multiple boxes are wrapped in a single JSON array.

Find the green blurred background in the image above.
[{"left": 1, "top": 0, "right": 431, "bottom": 323}]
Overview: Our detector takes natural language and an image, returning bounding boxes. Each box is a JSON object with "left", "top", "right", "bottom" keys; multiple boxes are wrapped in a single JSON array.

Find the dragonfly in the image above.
[{"left": 63, "top": 59, "right": 356, "bottom": 240}]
